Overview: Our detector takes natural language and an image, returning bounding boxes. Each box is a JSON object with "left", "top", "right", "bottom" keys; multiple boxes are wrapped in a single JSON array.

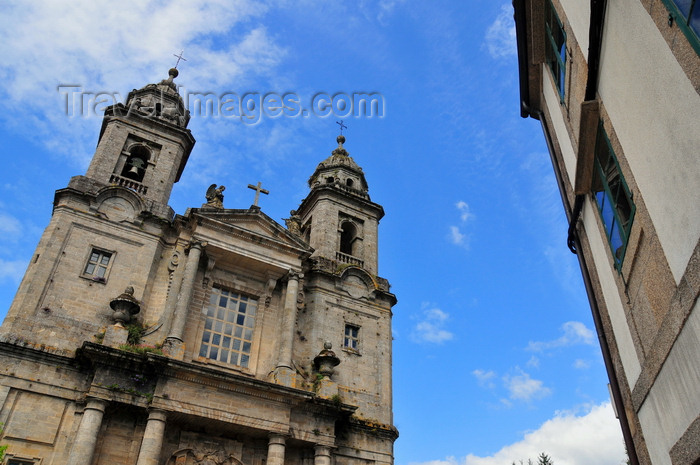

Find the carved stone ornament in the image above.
[
  {"left": 109, "top": 286, "right": 141, "bottom": 324},
  {"left": 314, "top": 341, "right": 340, "bottom": 379},
  {"left": 167, "top": 448, "right": 243, "bottom": 465}
]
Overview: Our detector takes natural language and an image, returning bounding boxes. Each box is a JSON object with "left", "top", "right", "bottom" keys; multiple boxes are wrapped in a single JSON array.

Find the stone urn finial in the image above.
[
  {"left": 109, "top": 286, "right": 141, "bottom": 325},
  {"left": 314, "top": 341, "right": 340, "bottom": 379}
]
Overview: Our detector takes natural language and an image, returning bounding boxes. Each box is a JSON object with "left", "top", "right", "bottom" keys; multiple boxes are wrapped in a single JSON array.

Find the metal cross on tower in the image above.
[
  {"left": 247, "top": 182, "right": 269, "bottom": 207},
  {"left": 336, "top": 120, "right": 347, "bottom": 134},
  {"left": 173, "top": 50, "right": 187, "bottom": 68}
]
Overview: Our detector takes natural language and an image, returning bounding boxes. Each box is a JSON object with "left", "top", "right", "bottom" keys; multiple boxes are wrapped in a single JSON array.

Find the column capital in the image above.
[
  {"left": 314, "top": 445, "right": 332, "bottom": 457},
  {"left": 187, "top": 239, "right": 207, "bottom": 252},
  {"left": 268, "top": 433, "right": 287, "bottom": 446},
  {"left": 146, "top": 408, "right": 168, "bottom": 423},
  {"left": 84, "top": 398, "right": 108, "bottom": 413},
  {"left": 286, "top": 270, "right": 303, "bottom": 281}
]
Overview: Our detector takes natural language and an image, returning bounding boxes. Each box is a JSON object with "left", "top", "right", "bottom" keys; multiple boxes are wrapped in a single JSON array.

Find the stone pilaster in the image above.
[
  {"left": 267, "top": 434, "right": 286, "bottom": 465},
  {"left": 165, "top": 240, "right": 204, "bottom": 359},
  {"left": 314, "top": 445, "right": 332, "bottom": 465},
  {"left": 66, "top": 398, "right": 107, "bottom": 465},
  {"left": 273, "top": 271, "right": 302, "bottom": 386},
  {"left": 135, "top": 409, "right": 167, "bottom": 465}
]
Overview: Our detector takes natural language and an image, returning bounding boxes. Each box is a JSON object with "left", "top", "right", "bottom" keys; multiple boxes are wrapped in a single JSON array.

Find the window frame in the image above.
[
  {"left": 197, "top": 286, "right": 258, "bottom": 370},
  {"left": 5, "top": 454, "right": 42, "bottom": 465},
  {"left": 81, "top": 247, "right": 115, "bottom": 283},
  {"left": 591, "top": 121, "right": 636, "bottom": 272},
  {"left": 545, "top": 0, "right": 567, "bottom": 101},
  {"left": 661, "top": 0, "right": 700, "bottom": 56},
  {"left": 343, "top": 324, "right": 360, "bottom": 353}
]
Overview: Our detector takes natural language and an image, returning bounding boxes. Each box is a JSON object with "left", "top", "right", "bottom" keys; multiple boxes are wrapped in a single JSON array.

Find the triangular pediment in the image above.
[{"left": 191, "top": 207, "right": 312, "bottom": 253}]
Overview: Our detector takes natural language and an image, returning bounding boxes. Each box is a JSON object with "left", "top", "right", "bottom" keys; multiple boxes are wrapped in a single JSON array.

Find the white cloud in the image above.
[
  {"left": 408, "top": 402, "right": 626, "bottom": 465},
  {"left": 449, "top": 226, "right": 467, "bottom": 246},
  {"left": 473, "top": 369, "right": 497, "bottom": 389},
  {"left": 449, "top": 200, "right": 474, "bottom": 248},
  {"left": 504, "top": 369, "right": 551, "bottom": 402},
  {"left": 573, "top": 359, "right": 591, "bottom": 370},
  {"left": 411, "top": 304, "right": 454, "bottom": 344},
  {"left": 0, "top": 213, "right": 23, "bottom": 239},
  {"left": 456, "top": 200, "right": 473, "bottom": 222},
  {"left": 527, "top": 321, "right": 595, "bottom": 352},
  {"left": 484, "top": 4, "right": 517, "bottom": 60},
  {"left": 0, "top": 0, "right": 282, "bottom": 166},
  {"left": 0, "top": 258, "right": 28, "bottom": 285}
]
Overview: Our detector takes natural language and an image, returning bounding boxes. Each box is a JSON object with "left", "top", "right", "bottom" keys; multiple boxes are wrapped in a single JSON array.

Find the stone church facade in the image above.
[{"left": 0, "top": 69, "right": 397, "bottom": 465}]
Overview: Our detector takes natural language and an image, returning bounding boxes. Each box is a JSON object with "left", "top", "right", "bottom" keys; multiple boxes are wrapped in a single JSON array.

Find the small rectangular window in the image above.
[
  {"left": 199, "top": 287, "right": 257, "bottom": 368},
  {"left": 545, "top": 0, "right": 567, "bottom": 100},
  {"left": 7, "top": 458, "right": 39, "bottom": 465},
  {"left": 591, "top": 121, "right": 635, "bottom": 271},
  {"left": 343, "top": 324, "right": 360, "bottom": 351},
  {"left": 83, "top": 248, "right": 113, "bottom": 282}
]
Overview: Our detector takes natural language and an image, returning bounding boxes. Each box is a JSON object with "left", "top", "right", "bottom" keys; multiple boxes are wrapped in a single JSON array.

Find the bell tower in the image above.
[
  {"left": 296, "top": 134, "right": 384, "bottom": 275},
  {"left": 1, "top": 68, "right": 195, "bottom": 352},
  {"left": 85, "top": 67, "right": 195, "bottom": 209}
]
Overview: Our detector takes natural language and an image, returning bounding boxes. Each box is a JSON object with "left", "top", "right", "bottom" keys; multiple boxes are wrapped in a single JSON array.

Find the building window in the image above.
[
  {"left": 339, "top": 221, "right": 358, "bottom": 256},
  {"left": 343, "top": 324, "right": 359, "bottom": 351},
  {"left": 545, "top": 0, "right": 567, "bottom": 100},
  {"left": 199, "top": 287, "right": 257, "bottom": 368},
  {"left": 662, "top": 0, "right": 700, "bottom": 55},
  {"left": 83, "top": 248, "right": 113, "bottom": 282},
  {"left": 591, "top": 122, "right": 635, "bottom": 271},
  {"left": 7, "top": 458, "right": 39, "bottom": 465}
]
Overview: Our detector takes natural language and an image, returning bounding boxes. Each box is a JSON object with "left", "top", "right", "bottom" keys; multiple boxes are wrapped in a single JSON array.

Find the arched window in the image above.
[
  {"left": 326, "top": 176, "right": 335, "bottom": 184},
  {"left": 346, "top": 178, "right": 354, "bottom": 187},
  {"left": 339, "top": 221, "right": 357, "bottom": 256},
  {"left": 121, "top": 145, "right": 150, "bottom": 182}
]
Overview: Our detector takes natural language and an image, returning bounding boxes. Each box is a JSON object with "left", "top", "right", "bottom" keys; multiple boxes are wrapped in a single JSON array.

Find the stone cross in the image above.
[
  {"left": 173, "top": 50, "right": 187, "bottom": 68},
  {"left": 247, "top": 182, "right": 269, "bottom": 207}
]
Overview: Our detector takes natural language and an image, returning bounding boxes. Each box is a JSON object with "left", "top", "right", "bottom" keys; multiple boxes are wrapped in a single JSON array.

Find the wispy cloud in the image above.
[
  {"left": 484, "top": 4, "right": 517, "bottom": 60},
  {"left": 408, "top": 402, "right": 626, "bottom": 465},
  {"left": 449, "top": 200, "right": 475, "bottom": 249},
  {"left": 504, "top": 368, "right": 551, "bottom": 402},
  {"left": 527, "top": 321, "right": 595, "bottom": 352},
  {"left": 411, "top": 304, "right": 454, "bottom": 344},
  {"left": 573, "top": 359, "right": 591, "bottom": 370},
  {"left": 473, "top": 369, "right": 497, "bottom": 389},
  {"left": 0, "top": 0, "right": 282, "bottom": 166},
  {"left": 0, "top": 258, "right": 28, "bottom": 285}
]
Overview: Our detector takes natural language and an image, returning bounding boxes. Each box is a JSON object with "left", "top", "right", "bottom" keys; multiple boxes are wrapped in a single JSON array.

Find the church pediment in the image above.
[{"left": 190, "top": 207, "right": 312, "bottom": 255}]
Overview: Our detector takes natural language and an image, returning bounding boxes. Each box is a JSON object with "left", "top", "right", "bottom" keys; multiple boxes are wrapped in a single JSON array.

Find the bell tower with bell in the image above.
[{"left": 84, "top": 67, "right": 195, "bottom": 210}]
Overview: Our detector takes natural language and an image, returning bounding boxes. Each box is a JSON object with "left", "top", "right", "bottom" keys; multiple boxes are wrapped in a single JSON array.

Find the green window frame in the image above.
[
  {"left": 199, "top": 287, "right": 257, "bottom": 368},
  {"left": 545, "top": 0, "right": 567, "bottom": 100},
  {"left": 591, "top": 121, "right": 635, "bottom": 271},
  {"left": 662, "top": 0, "right": 700, "bottom": 56}
]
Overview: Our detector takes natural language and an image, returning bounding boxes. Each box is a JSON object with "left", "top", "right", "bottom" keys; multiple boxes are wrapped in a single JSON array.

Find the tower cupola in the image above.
[
  {"left": 296, "top": 133, "right": 384, "bottom": 275},
  {"left": 308, "top": 135, "right": 370, "bottom": 198}
]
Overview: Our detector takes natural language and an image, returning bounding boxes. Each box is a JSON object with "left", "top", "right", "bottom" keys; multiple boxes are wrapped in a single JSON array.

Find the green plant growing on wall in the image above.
[
  {"left": 0, "top": 422, "right": 8, "bottom": 461},
  {"left": 126, "top": 321, "right": 146, "bottom": 345}
]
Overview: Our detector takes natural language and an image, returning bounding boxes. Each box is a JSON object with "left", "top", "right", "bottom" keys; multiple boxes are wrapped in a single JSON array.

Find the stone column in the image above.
[
  {"left": 267, "top": 434, "right": 286, "bottom": 465},
  {"left": 166, "top": 240, "right": 204, "bottom": 357},
  {"left": 314, "top": 445, "right": 332, "bottom": 465},
  {"left": 277, "top": 271, "right": 301, "bottom": 369},
  {"left": 135, "top": 409, "right": 167, "bottom": 465},
  {"left": 66, "top": 398, "right": 107, "bottom": 465},
  {"left": 273, "top": 271, "right": 301, "bottom": 386}
]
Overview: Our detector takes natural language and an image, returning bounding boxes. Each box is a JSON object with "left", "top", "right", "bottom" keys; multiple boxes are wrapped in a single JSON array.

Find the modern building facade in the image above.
[
  {"left": 0, "top": 69, "right": 397, "bottom": 465},
  {"left": 514, "top": 1, "right": 700, "bottom": 464}
]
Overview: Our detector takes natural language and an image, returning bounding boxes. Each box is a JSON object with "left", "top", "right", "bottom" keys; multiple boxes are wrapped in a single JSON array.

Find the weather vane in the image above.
[
  {"left": 173, "top": 50, "right": 187, "bottom": 69},
  {"left": 336, "top": 120, "right": 347, "bottom": 135}
]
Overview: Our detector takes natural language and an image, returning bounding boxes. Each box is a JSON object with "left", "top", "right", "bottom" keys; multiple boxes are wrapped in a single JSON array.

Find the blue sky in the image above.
[{"left": 0, "top": 1, "right": 626, "bottom": 464}]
